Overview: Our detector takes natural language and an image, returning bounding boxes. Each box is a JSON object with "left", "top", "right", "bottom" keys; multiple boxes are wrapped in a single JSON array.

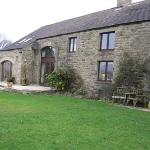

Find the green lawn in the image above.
[{"left": 0, "top": 92, "right": 149, "bottom": 150}]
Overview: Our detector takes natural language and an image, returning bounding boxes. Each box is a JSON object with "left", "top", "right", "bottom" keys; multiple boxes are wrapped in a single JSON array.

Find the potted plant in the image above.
[
  {"left": 7, "top": 77, "right": 15, "bottom": 88},
  {"left": 21, "top": 61, "right": 29, "bottom": 86},
  {"left": 21, "top": 78, "right": 28, "bottom": 86}
]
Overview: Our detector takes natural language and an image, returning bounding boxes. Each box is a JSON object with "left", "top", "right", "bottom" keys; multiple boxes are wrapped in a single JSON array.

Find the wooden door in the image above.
[{"left": 2, "top": 61, "right": 12, "bottom": 81}]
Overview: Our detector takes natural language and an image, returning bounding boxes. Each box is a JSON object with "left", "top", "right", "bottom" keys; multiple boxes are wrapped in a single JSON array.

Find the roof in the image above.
[{"left": 2, "top": 0, "right": 150, "bottom": 51}]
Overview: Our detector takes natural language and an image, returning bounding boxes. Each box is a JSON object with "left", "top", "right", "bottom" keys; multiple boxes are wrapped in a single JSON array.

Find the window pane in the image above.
[
  {"left": 49, "top": 49, "right": 55, "bottom": 57},
  {"left": 108, "top": 33, "right": 115, "bottom": 49},
  {"left": 41, "top": 50, "right": 46, "bottom": 57},
  {"left": 107, "top": 62, "right": 114, "bottom": 81},
  {"left": 74, "top": 38, "right": 77, "bottom": 51},
  {"left": 52, "top": 48, "right": 56, "bottom": 57},
  {"left": 69, "top": 39, "right": 74, "bottom": 52},
  {"left": 99, "top": 62, "right": 106, "bottom": 80},
  {"left": 41, "top": 63, "right": 46, "bottom": 83},
  {"left": 41, "top": 48, "right": 55, "bottom": 57},
  {"left": 101, "top": 34, "right": 108, "bottom": 49}
]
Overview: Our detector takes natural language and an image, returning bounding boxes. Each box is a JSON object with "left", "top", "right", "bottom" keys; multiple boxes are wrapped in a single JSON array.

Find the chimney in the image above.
[{"left": 117, "top": 0, "right": 132, "bottom": 7}]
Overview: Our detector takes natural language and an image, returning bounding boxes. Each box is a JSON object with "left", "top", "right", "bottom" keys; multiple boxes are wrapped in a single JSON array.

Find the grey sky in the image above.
[{"left": 0, "top": 0, "right": 143, "bottom": 42}]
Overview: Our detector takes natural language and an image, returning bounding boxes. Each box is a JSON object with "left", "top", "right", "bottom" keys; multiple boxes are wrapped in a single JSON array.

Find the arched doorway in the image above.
[
  {"left": 40, "top": 46, "right": 55, "bottom": 84},
  {"left": 2, "top": 60, "right": 12, "bottom": 81}
]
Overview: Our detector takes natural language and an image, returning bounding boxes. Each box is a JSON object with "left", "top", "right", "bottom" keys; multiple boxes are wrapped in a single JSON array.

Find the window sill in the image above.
[
  {"left": 97, "top": 80, "right": 113, "bottom": 83},
  {"left": 99, "top": 49, "right": 114, "bottom": 51},
  {"left": 68, "top": 51, "right": 76, "bottom": 53}
]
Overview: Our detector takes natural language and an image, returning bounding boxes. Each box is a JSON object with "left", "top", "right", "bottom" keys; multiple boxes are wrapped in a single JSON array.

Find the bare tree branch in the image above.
[{"left": 0, "top": 34, "right": 12, "bottom": 50}]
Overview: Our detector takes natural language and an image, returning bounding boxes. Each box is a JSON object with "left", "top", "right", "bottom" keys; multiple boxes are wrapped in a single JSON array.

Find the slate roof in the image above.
[{"left": 2, "top": 0, "right": 150, "bottom": 51}]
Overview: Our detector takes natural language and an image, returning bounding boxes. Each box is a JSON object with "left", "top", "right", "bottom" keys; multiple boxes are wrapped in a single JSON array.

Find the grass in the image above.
[{"left": 0, "top": 92, "right": 149, "bottom": 150}]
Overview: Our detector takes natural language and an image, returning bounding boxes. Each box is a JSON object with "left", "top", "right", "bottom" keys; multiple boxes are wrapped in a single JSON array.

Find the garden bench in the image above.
[
  {"left": 112, "top": 87, "right": 127, "bottom": 103},
  {"left": 126, "top": 89, "right": 149, "bottom": 107}
]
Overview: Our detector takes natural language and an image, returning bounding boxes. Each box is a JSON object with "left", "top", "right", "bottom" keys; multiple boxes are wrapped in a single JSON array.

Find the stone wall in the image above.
[
  {"left": 36, "top": 27, "right": 116, "bottom": 98},
  {"left": 0, "top": 49, "right": 22, "bottom": 83},
  {"left": 36, "top": 22, "right": 150, "bottom": 98},
  {"left": 114, "top": 22, "right": 150, "bottom": 77},
  {"left": 21, "top": 45, "right": 35, "bottom": 84},
  {"left": 1, "top": 21, "right": 150, "bottom": 98}
]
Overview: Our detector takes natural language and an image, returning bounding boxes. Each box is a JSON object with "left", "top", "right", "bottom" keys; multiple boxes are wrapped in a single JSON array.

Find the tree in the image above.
[{"left": 0, "top": 34, "right": 11, "bottom": 50}]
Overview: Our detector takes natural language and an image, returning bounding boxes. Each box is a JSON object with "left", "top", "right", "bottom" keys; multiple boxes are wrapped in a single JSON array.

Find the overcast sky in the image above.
[{"left": 0, "top": 0, "right": 143, "bottom": 42}]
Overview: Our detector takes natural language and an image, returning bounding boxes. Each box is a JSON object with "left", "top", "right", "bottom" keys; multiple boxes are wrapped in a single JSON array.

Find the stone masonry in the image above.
[
  {"left": 1, "top": 21, "right": 150, "bottom": 98},
  {"left": 0, "top": 49, "right": 22, "bottom": 84}
]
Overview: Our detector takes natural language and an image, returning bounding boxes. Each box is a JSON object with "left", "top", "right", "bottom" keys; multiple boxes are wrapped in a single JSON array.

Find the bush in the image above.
[
  {"left": 74, "top": 87, "right": 87, "bottom": 96},
  {"left": 46, "top": 68, "right": 83, "bottom": 92},
  {"left": 113, "top": 52, "right": 147, "bottom": 90}
]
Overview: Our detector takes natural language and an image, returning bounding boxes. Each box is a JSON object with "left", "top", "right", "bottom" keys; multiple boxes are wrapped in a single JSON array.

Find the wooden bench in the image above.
[
  {"left": 112, "top": 87, "right": 127, "bottom": 103},
  {"left": 126, "top": 89, "right": 149, "bottom": 107}
]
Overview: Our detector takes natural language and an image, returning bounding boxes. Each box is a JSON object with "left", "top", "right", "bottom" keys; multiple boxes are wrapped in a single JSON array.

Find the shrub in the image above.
[
  {"left": 113, "top": 52, "right": 147, "bottom": 90},
  {"left": 74, "top": 87, "right": 87, "bottom": 96},
  {"left": 46, "top": 68, "right": 83, "bottom": 92}
]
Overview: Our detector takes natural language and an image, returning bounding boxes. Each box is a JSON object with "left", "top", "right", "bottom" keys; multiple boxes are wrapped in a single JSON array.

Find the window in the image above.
[
  {"left": 69, "top": 37, "right": 77, "bottom": 52},
  {"left": 98, "top": 61, "right": 114, "bottom": 81},
  {"left": 41, "top": 47, "right": 55, "bottom": 58},
  {"left": 100, "top": 32, "right": 115, "bottom": 50}
]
